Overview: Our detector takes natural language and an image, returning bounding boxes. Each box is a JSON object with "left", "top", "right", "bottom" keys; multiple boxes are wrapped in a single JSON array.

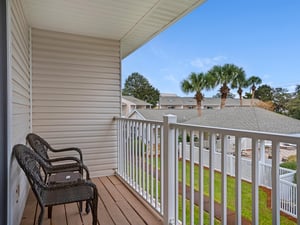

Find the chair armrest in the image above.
[
  {"left": 49, "top": 147, "right": 83, "bottom": 161},
  {"left": 48, "top": 161, "right": 90, "bottom": 179},
  {"left": 48, "top": 156, "right": 82, "bottom": 165}
]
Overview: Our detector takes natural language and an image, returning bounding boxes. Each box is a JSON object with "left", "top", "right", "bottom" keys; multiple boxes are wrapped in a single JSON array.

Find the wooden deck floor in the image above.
[{"left": 21, "top": 175, "right": 163, "bottom": 225}]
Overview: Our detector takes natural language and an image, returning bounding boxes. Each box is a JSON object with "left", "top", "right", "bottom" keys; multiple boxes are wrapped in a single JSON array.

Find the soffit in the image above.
[{"left": 22, "top": 0, "right": 206, "bottom": 58}]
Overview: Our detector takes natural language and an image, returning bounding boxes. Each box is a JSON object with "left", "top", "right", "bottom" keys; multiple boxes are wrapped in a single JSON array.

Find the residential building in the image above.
[
  {"left": 159, "top": 94, "right": 263, "bottom": 109},
  {"left": 122, "top": 96, "right": 151, "bottom": 117}
]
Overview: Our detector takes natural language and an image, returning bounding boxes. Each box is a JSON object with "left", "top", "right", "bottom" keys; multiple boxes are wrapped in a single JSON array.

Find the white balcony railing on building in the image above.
[{"left": 115, "top": 115, "right": 300, "bottom": 225}]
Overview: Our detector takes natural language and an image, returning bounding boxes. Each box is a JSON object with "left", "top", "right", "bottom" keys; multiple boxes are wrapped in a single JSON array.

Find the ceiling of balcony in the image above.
[{"left": 22, "top": 0, "right": 206, "bottom": 58}]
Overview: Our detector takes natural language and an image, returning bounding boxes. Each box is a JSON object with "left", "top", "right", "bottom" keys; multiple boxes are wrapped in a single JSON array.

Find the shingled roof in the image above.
[{"left": 130, "top": 107, "right": 300, "bottom": 135}]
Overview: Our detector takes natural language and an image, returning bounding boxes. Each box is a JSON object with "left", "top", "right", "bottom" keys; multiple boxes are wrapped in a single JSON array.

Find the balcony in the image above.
[
  {"left": 21, "top": 115, "right": 299, "bottom": 225},
  {"left": 115, "top": 115, "right": 300, "bottom": 225}
]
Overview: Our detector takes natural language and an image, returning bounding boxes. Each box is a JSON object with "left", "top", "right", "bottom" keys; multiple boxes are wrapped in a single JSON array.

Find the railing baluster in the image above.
[
  {"left": 209, "top": 133, "right": 216, "bottom": 225},
  {"left": 252, "top": 138, "right": 259, "bottom": 225},
  {"left": 160, "top": 125, "right": 164, "bottom": 214},
  {"left": 139, "top": 122, "right": 142, "bottom": 193},
  {"left": 134, "top": 121, "right": 138, "bottom": 190},
  {"left": 155, "top": 125, "right": 159, "bottom": 210},
  {"left": 142, "top": 122, "right": 145, "bottom": 195},
  {"left": 150, "top": 123, "right": 154, "bottom": 205},
  {"left": 235, "top": 136, "right": 242, "bottom": 225},
  {"left": 175, "top": 128, "right": 179, "bottom": 225},
  {"left": 272, "top": 141, "right": 280, "bottom": 225},
  {"left": 190, "top": 130, "right": 195, "bottom": 225},
  {"left": 146, "top": 123, "right": 149, "bottom": 200},
  {"left": 182, "top": 129, "right": 187, "bottom": 225},
  {"left": 221, "top": 134, "right": 227, "bottom": 225},
  {"left": 199, "top": 131, "right": 204, "bottom": 225},
  {"left": 130, "top": 121, "right": 133, "bottom": 185}
]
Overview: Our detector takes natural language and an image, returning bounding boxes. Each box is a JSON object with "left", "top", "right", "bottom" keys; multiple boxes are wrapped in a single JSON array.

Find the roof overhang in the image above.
[{"left": 22, "top": 0, "right": 206, "bottom": 58}]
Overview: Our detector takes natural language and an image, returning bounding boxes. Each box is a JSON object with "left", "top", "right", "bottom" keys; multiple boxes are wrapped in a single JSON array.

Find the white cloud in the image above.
[
  {"left": 190, "top": 56, "right": 227, "bottom": 71},
  {"left": 164, "top": 74, "right": 179, "bottom": 83}
]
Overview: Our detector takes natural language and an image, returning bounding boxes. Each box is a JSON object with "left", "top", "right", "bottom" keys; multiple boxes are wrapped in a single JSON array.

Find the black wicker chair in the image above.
[
  {"left": 26, "top": 133, "right": 90, "bottom": 213},
  {"left": 26, "top": 133, "right": 84, "bottom": 175},
  {"left": 13, "top": 144, "right": 98, "bottom": 225}
]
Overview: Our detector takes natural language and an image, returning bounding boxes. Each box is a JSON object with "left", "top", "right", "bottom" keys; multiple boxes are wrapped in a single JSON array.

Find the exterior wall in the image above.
[
  {"left": 0, "top": 1, "right": 8, "bottom": 224},
  {"left": 31, "top": 28, "right": 121, "bottom": 177},
  {"left": 9, "top": 1, "right": 31, "bottom": 225}
]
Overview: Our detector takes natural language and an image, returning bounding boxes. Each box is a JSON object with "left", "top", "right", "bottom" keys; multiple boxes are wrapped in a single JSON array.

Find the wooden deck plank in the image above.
[
  {"left": 116, "top": 200, "right": 147, "bottom": 225},
  {"left": 93, "top": 177, "right": 130, "bottom": 225},
  {"left": 108, "top": 175, "right": 122, "bottom": 185},
  {"left": 21, "top": 176, "right": 163, "bottom": 225},
  {"left": 21, "top": 190, "right": 51, "bottom": 225},
  {"left": 114, "top": 182, "right": 163, "bottom": 225},
  {"left": 51, "top": 205, "right": 67, "bottom": 225},
  {"left": 51, "top": 204, "right": 67, "bottom": 225},
  {"left": 100, "top": 176, "right": 124, "bottom": 201},
  {"left": 97, "top": 197, "right": 115, "bottom": 225},
  {"left": 64, "top": 203, "right": 83, "bottom": 225},
  {"left": 80, "top": 201, "right": 94, "bottom": 225}
]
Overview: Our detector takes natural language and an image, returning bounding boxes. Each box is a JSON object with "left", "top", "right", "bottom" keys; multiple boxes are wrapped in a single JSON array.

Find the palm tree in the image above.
[
  {"left": 181, "top": 72, "right": 211, "bottom": 116},
  {"left": 230, "top": 68, "right": 247, "bottom": 106},
  {"left": 247, "top": 76, "right": 262, "bottom": 106},
  {"left": 207, "top": 64, "right": 243, "bottom": 108}
]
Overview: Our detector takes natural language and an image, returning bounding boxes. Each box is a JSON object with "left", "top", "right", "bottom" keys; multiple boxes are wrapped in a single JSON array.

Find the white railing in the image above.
[
  {"left": 180, "top": 143, "right": 297, "bottom": 217},
  {"left": 115, "top": 115, "right": 300, "bottom": 225}
]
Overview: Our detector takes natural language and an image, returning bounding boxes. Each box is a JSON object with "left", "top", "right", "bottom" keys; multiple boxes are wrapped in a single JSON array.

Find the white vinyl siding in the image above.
[
  {"left": 31, "top": 28, "right": 121, "bottom": 177},
  {"left": 10, "top": 0, "right": 30, "bottom": 225}
]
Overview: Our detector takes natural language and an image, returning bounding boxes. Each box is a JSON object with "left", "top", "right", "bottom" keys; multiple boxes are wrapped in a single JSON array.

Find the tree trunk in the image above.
[
  {"left": 195, "top": 92, "right": 203, "bottom": 116},
  {"left": 238, "top": 88, "right": 243, "bottom": 106},
  {"left": 220, "top": 84, "right": 229, "bottom": 109}
]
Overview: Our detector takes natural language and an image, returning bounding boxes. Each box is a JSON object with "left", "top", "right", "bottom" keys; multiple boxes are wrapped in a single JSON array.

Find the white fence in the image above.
[
  {"left": 116, "top": 116, "right": 300, "bottom": 225},
  {"left": 180, "top": 144, "right": 297, "bottom": 217}
]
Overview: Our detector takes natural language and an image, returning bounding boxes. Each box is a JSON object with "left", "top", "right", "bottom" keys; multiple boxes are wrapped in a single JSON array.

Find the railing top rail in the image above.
[
  {"left": 114, "top": 116, "right": 163, "bottom": 126},
  {"left": 170, "top": 122, "right": 300, "bottom": 145}
]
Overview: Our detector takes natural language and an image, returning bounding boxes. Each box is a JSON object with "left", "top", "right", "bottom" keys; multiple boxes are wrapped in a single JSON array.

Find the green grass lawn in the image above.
[
  {"left": 131, "top": 157, "right": 296, "bottom": 224},
  {"left": 178, "top": 160, "right": 296, "bottom": 225}
]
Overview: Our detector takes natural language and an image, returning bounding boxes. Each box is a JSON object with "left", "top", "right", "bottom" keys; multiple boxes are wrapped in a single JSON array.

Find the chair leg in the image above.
[
  {"left": 85, "top": 201, "right": 90, "bottom": 214},
  {"left": 79, "top": 201, "right": 82, "bottom": 213},
  {"left": 48, "top": 206, "right": 52, "bottom": 219},
  {"left": 38, "top": 205, "right": 44, "bottom": 225},
  {"left": 92, "top": 197, "right": 98, "bottom": 225}
]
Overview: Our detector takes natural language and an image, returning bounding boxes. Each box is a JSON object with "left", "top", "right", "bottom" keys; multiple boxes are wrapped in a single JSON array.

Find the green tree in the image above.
[
  {"left": 247, "top": 76, "right": 262, "bottom": 106},
  {"left": 294, "top": 84, "right": 300, "bottom": 96},
  {"left": 230, "top": 68, "right": 248, "bottom": 106},
  {"left": 287, "top": 96, "right": 300, "bottom": 119},
  {"left": 207, "top": 64, "right": 245, "bottom": 108},
  {"left": 272, "top": 87, "right": 291, "bottom": 114},
  {"left": 287, "top": 85, "right": 300, "bottom": 119},
  {"left": 254, "top": 84, "right": 273, "bottom": 101},
  {"left": 212, "top": 92, "right": 236, "bottom": 99},
  {"left": 181, "top": 72, "right": 212, "bottom": 116},
  {"left": 122, "top": 72, "right": 160, "bottom": 107}
]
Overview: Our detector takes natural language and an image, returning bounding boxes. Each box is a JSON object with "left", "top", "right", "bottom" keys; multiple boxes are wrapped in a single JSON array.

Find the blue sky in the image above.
[{"left": 122, "top": 0, "right": 300, "bottom": 97}]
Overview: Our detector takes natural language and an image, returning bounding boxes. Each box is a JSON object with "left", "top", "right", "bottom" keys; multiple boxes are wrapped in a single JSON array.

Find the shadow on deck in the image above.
[{"left": 21, "top": 175, "right": 163, "bottom": 225}]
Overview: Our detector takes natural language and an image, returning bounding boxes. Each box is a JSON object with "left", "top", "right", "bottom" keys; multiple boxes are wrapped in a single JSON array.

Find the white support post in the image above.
[{"left": 163, "top": 115, "right": 177, "bottom": 225}]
